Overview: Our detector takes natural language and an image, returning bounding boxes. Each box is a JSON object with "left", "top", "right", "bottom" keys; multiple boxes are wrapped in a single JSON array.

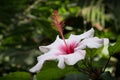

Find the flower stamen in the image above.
[{"left": 53, "top": 10, "right": 70, "bottom": 53}]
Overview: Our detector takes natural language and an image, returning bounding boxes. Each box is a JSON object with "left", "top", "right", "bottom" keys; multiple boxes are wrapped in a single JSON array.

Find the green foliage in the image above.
[
  {"left": 82, "top": 4, "right": 106, "bottom": 27},
  {"left": 100, "top": 71, "right": 112, "bottom": 80},
  {"left": 64, "top": 73, "right": 89, "bottom": 80},
  {"left": 36, "top": 61, "right": 78, "bottom": 80},
  {"left": 108, "top": 35, "right": 120, "bottom": 55},
  {"left": 86, "top": 48, "right": 99, "bottom": 57},
  {"left": 0, "top": 72, "right": 30, "bottom": 80},
  {"left": 0, "top": 61, "right": 79, "bottom": 80},
  {"left": 0, "top": 0, "right": 28, "bottom": 24}
]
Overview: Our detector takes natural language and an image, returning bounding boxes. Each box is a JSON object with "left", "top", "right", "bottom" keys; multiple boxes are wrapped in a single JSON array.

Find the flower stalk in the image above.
[{"left": 103, "top": 55, "right": 111, "bottom": 72}]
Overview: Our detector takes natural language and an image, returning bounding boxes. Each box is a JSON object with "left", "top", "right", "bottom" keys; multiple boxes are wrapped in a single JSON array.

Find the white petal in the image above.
[
  {"left": 79, "top": 28, "right": 94, "bottom": 38},
  {"left": 103, "top": 38, "right": 109, "bottom": 46},
  {"left": 64, "top": 50, "right": 86, "bottom": 65},
  {"left": 67, "top": 28, "right": 94, "bottom": 43},
  {"left": 80, "top": 37, "right": 103, "bottom": 49},
  {"left": 37, "top": 49, "right": 60, "bottom": 61},
  {"left": 29, "top": 49, "right": 60, "bottom": 72},
  {"left": 57, "top": 56, "right": 65, "bottom": 69},
  {"left": 39, "top": 46, "right": 49, "bottom": 53},
  {"left": 29, "top": 61, "right": 44, "bottom": 73},
  {"left": 39, "top": 35, "right": 63, "bottom": 53},
  {"left": 102, "top": 38, "right": 109, "bottom": 55},
  {"left": 74, "top": 42, "right": 86, "bottom": 50}
]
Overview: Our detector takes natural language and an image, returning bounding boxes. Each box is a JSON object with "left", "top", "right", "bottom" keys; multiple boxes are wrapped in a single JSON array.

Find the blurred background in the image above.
[{"left": 0, "top": 0, "right": 120, "bottom": 80}]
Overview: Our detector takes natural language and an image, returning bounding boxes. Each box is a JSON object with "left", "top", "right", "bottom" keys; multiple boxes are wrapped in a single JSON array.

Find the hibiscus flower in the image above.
[{"left": 29, "top": 28, "right": 105, "bottom": 73}]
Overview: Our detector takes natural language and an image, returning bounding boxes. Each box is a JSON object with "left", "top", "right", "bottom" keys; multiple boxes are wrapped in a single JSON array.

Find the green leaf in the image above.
[
  {"left": 0, "top": 72, "right": 31, "bottom": 80},
  {"left": 64, "top": 73, "right": 89, "bottom": 80},
  {"left": 86, "top": 48, "right": 102, "bottom": 57},
  {"left": 108, "top": 35, "right": 120, "bottom": 55},
  {"left": 36, "top": 61, "right": 78, "bottom": 80},
  {"left": 100, "top": 71, "right": 112, "bottom": 80}
]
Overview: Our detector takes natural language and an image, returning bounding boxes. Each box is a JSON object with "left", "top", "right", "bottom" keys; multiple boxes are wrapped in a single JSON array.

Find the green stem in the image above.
[
  {"left": 30, "top": 73, "right": 37, "bottom": 80},
  {"left": 83, "top": 57, "right": 89, "bottom": 69},
  {"left": 89, "top": 56, "right": 94, "bottom": 72},
  {"left": 103, "top": 55, "right": 111, "bottom": 72},
  {"left": 33, "top": 74, "right": 37, "bottom": 80},
  {"left": 74, "top": 63, "right": 89, "bottom": 75}
]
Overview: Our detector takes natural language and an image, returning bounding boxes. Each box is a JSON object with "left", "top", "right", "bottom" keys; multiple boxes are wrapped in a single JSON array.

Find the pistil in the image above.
[{"left": 53, "top": 10, "right": 70, "bottom": 53}]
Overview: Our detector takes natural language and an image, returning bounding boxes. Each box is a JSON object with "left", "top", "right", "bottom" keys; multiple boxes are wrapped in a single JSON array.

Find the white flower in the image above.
[{"left": 29, "top": 28, "right": 104, "bottom": 73}]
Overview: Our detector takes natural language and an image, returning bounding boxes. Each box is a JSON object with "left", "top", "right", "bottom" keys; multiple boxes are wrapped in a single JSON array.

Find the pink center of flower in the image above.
[{"left": 59, "top": 42, "right": 77, "bottom": 54}]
